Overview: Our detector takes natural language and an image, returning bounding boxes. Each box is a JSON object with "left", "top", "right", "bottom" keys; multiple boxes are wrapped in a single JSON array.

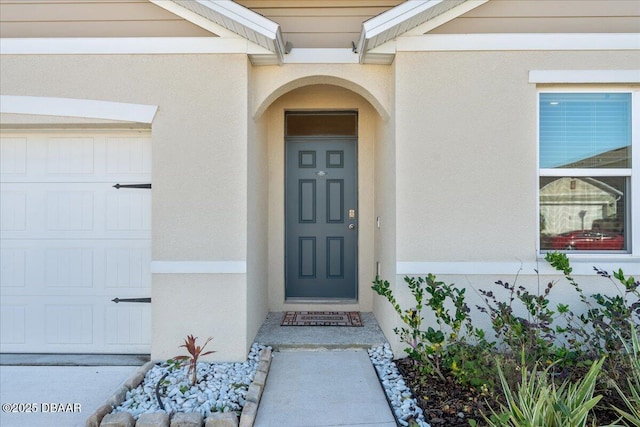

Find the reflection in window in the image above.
[
  {"left": 539, "top": 177, "right": 626, "bottom": 251},
  {"left": 539, "top": 92, "right": 631, "bottom": 252},
  {"left": 286, "top": 112, "right": 357, "bottom": 137}
]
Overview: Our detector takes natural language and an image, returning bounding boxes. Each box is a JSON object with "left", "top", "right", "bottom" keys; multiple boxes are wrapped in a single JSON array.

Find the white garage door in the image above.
[{"left": 0, "top": 131, "right": 151, "bottom": 353}]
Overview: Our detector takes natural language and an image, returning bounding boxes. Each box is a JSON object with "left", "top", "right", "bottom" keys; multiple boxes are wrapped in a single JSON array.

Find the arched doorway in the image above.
[{"left": 255, "top": 83, "right": 384, "bottom": 311}]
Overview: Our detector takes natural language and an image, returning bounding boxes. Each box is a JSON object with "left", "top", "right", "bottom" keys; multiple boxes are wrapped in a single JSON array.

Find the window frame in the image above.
[{"left": 537, "top": 87, "right": 639, "bottom": 258}]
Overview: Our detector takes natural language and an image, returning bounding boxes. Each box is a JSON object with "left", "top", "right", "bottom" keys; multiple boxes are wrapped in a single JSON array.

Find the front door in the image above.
[{"left": 285, "top": 137, "right": 358, "bottom": 299}]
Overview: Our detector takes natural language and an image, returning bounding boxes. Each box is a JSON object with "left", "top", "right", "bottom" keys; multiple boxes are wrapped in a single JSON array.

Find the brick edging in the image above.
[{"left": 85, "top": 348, "right": 272, "bottom": 427}]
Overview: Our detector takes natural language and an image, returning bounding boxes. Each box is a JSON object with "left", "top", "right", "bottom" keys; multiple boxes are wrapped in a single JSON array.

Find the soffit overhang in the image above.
[
  {"left": 358, "top": 0, "right": 488, "bottom": 64},
  {"left": 151, "top": 0, "right": 487, "bottom": 65},
  {"left": 151, "top": 0, "right": 285, "bottom": 65}
]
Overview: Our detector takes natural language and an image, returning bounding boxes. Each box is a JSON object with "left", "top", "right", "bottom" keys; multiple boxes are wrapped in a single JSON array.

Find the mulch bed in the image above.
[{"left": 395, "top": 358, "right": 627, "bottom": 427}]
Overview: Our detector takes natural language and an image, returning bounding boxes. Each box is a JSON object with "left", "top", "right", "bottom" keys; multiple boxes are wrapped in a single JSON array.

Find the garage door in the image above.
[{"left": 0, "top": 131, "right": 151, "bottom": 354}]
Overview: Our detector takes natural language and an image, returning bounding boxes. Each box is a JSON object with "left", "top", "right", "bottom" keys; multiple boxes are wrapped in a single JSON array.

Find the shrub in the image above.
[
  {"left": 484, "top": 356, "right": 605, "bottom": 427},
  {"left": 611, "top": 322, "right": 640, "bottom": 426},
  {"left": 372, "top": 275, "right": 493, "bottom": 386},
  {"left": 173, "top": 335, "right": 215, "bottom": 386}
]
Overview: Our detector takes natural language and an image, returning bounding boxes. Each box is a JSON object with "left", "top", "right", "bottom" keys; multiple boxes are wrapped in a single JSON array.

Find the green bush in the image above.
[
  {"left": 372, "top": 275, "right": 494, "bottom": 386},
  {"left": 483, "top": 356, "right": 605, "bottom": 427}
]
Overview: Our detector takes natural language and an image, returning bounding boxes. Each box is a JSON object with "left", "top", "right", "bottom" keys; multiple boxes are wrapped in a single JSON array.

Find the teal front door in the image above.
[{"left": 285, "top": 137, "right": 358, "bottom": 299}]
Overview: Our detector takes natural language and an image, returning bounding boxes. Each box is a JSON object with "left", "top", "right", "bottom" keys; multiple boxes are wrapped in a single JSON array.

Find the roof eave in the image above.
[
  {"left": 152, "top": 0, "right": 284, "bottom": 64},
  {"left": 358, "top": 0, "right": 489, "bottom": 64}
]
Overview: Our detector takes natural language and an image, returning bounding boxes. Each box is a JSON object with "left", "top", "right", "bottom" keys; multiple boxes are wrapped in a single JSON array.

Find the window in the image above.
[
  {"left": 285, "top": 112, "right": 357, "bottom": 137},
  {"left": 539, "top": 92, "right": 634, "bottom": 253}
]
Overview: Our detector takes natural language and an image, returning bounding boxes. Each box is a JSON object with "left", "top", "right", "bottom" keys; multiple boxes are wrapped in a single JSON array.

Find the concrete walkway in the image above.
[
  {"left": 0, "top": 365, "right": 139, "bottom": 427},
  {"left": 255, "top": 349, "right": 396, "bottom": 427}
]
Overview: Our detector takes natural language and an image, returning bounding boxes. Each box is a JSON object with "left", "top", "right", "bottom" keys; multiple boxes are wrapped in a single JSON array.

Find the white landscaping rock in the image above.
[
  {"left": 368, "top": 343, "right": 431, "bottom": 427},
  {"left": 113, "top": 343, "right": 269, "bottom": 420}
]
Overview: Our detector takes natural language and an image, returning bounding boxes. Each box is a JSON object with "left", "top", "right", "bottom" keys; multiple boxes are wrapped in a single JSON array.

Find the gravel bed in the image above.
[
  {"left": 113, "top": 342, "right": 427, "bottom": 426},
  {"left": 369, "top": 343, "right": 431, "bottom": 427},
  {"left": 113, "top": 343, "right": 269, "bottom": 420}
]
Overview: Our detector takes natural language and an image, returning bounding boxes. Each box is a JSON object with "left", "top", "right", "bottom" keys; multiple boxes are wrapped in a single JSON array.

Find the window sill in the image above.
[{"left": 536, "top": 254, "right": 640, "bottom": 275}]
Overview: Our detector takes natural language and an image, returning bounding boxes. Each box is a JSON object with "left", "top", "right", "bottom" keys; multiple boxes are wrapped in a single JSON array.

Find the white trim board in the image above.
[
  {"left": 530, "top": 70, "right": 640, "bottom": 84},
  {"left": 151, "top": 261, "right": 247, "bottom": 274},
  {"left": 397, "top": 260, "right": 640, "bottom": 276},
  {"left": 283, "top": 49, "right": 359, "bottom": 64},
  {"left": 0, "top": 37, "right": 259, "bottom": 55},
  {"left": 0, "top": 95, "right": 158, "bottom": 123},
  {"left": 397, "top": 33, "right": 640, "bottom": 52}
]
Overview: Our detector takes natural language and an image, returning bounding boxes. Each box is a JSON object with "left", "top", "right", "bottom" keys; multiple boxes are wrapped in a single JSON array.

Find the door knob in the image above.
[{"left": 348, "top": 224, "right": 355, "bottom": 229}]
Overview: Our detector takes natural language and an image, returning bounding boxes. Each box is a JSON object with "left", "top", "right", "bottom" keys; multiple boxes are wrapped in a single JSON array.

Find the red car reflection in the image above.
[{"left": 549, "top": 230, "right": 625, "bottom": 251}]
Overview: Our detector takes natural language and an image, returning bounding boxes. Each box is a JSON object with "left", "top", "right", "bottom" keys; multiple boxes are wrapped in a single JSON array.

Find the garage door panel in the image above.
[
  {"left": 106, "top": 136, "right": 152, "bottom": 175},
  {"left": 0, "top": 305, "right": 26, "bottom": 344},
  {"left": 1, "top": 240, "right": 150, "bottom": 295},
  {"left": 0, "top": 137, "right": 27, "bottom": 175},
  {"left": 106, "top": 191, "right": 152, "bottom": 231},
  {"left": 105, "top": 247, "right": 151, "bottom": 289},
  {"left": 0, "top": 247, "right": 26, "bottom": 287},
  {"left": 45, "top": 304, "right": 94, "bottom": 344},
  {"left": 0, "top": 131, "right": 151, "bottom": 354},
  {"left": 105, "top": 305, "right": 151, "bottom": 345},
  {"left": 1, "top": 183, "right": 151, "bottom": 239},
  {"left": 45, "top": 247, "right": 94, "bottom": 288},
  {"left": 46, "top": 137, "right": 95, "bottom": 174},
  {"left": 1, "top": 133, "right": 151, "bottom": 183},
  {"left": 47, "top": 190, "right": 95, "bottom": 231},
  {"left": 0, "top": 190, "right": 27, "bottom": 231},
  {"left": 1, "top": 295, "right": 151, "bottom": 353}
]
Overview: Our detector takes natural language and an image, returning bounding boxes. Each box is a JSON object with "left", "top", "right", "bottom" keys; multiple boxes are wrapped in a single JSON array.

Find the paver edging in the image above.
[
  {"left": 85, "top": 361, "right": 155, "bottom": 427},
  {"left": 239, "top": 347, "right": 272, "bottom": 427},
  {"left": 87, "top": 348, "right": 272, "bottom": 427}
]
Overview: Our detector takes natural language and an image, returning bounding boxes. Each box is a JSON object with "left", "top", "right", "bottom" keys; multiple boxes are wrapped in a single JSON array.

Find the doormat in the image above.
[{"left": 281, "top": 311, "right": 363, "bottom": 327}]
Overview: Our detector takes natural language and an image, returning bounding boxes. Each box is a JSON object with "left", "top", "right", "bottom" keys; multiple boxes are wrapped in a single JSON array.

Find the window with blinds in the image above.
[{"left": 539, "top": 92, "right": 632, "bottom": 253}]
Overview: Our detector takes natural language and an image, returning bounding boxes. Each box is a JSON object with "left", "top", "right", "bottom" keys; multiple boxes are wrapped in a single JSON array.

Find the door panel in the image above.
[{"left": 285, "top": 138, "right": 357, "bottom": 299}]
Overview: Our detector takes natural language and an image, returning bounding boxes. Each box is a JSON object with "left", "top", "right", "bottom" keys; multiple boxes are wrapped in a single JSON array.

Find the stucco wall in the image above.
[
  {"left": 246, "top": 62, "right": 270, "bottom": 349},
  {"left": 0, "top": 54, "right": 252, "bottom": 361},
  {"left": 394, "top": 49, "right": 638, "bottom": 264},
  {"left": 381, "top": 49, "right": 640, "bottom": 356},
  {"left": 372, "top": 60, "right": 400, "bottom": 351}
]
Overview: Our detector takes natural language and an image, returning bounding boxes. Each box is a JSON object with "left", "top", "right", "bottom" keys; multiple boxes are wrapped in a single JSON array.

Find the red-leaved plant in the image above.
[{"left": 173, "top": 335, "right": 215, "bottom": 386}]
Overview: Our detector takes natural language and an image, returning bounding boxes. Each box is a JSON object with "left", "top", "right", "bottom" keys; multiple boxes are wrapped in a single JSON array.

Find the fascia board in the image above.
[
  {"left": 357, "top": 0, "right": 434, "bottom": 58},
  {"left": 148, "top": 0, "right": 238, "bottom": 38},
  {"left": 404, "top": 0, "right": 489, "bottom": 36},
  {"left": 169, "top": 0, "right": 284, "bottom": 61},
  {"left": 363, "top": 0, "right": 441, "bottom": 38},
  {"left": 358, "top": 0, "right": 472, "bottom": 63}
]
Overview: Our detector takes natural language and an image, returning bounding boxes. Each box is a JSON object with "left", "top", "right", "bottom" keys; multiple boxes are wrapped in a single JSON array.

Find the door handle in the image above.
[{"left": 348, "top": 224, "right": 356, "bottom": 230}]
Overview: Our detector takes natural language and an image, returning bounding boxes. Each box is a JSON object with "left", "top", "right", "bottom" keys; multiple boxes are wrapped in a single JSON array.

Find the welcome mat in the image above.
[{"left": 281, "top": 311, "right": 363, "bottom": 327}]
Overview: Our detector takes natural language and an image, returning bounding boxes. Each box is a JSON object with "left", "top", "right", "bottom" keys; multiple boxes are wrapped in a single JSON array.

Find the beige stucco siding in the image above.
[
  {"left": 372, "top": 60, "right": 399, "bottom": 351},
  {"left": 246, "top": 62, "right": 270, "bottom": 347},
  {"left": 394, "top": 49, "right": 638, "bottom": 264},
  {"left": 431, "top": 0, "right": 640, "bottom": 34}
]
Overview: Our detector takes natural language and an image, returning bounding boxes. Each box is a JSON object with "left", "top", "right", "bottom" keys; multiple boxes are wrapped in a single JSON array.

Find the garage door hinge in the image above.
[
  {"left": 113, "top": 183, "right": 152, "bottom": 189},
  {"left": 111, "top": 297, "right": 152, "bottom": 303}
]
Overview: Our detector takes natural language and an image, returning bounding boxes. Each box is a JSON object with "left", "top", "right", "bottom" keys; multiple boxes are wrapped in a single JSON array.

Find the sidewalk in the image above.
[
  {"left": 0, "top": 365, "right": 138, "bottom": 427},
  {"left": 255, "top": 349, "right": 396, "bottom": 427}
]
